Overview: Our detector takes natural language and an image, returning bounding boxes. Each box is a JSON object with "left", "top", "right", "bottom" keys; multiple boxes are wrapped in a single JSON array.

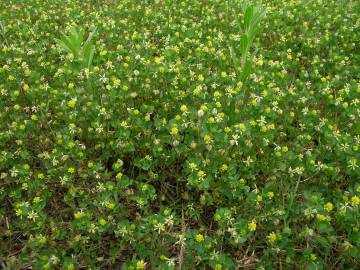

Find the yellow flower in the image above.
[
  {"left": 351, "top": 196, "right": 359, "bottom": 207},
  {"left": 133, "top": 109, "right": 140, "bottom": 115},
  {"left": 195, "top": 233, "right": 204, "bottom": 242},
  {"left": 107, "top": 202, "right": 115, "bottom": 209},
  {"left": 204, "top": 135, "right": 211, "bottom": 143},
  {"left": 23, "top": 83, "right": 30, "bottom": 92},
  {"left": 180, "top": 105, "right": 187, "bottom": 112},
  {"left": 316, "top": 214, "right": 329, "bottom": 222},
  {"left": 194, "top": 85, "right": 202, "bottom": 95},
  {"left": 248, "top": 221, "right": 257, "bottom": 231},
  {"left": 267, "top": 232, "right": 277, "bottom": 242},
  {"left": 155, "top": 56, "right": 163, "bottom": 64},
  {"left": 99, "top": 218, "right": 107, "bottom": 226},
  {"left": 310, "top": 254, "right": 317, "bottom": 261},
  {"left": 74, "top": 211, "right": 83, "bottom": 219},
  {"left": 67, "top": 99, "right": 76, "bottom": 108},
  {"left": 136, "top": 260, "right": 146, "bottom": 270},
  {"left": 197, "top": 170, "right": 206, "bottom": 178},
  {"left": 15, "top": 208, "right": 23, "bottom": 216},
  {"left": 214, "top": 264, "right": 222, "bottom": 270},
  {"left": 208, "top": 117, "right": 215, "bottom": 123},
  {"left": 220, "top": 164, "right": 228, "bottom": 172},
  {"left": 213, "top": 91, "right": 221, "bottom": 98},
  {"left": 66, "top": 263, "right": 75, "bottom": 270},
  {"left": 238, "top": 123, "right": 246, "bottom": 132},
  {"left": 324, "top": 202, "right": 333, "bottom": 212},
  {"left": 189, "top": 163, "right": 197, "bottom": 170},
  {"left": 268, "top": 123, "right": 275, "bottom": 129},
  {"left": 113, "top": 78, "right": 121, "bottom": 87},
  {"left": 170, "top": 127, "right": 178, "bottom": 135}
]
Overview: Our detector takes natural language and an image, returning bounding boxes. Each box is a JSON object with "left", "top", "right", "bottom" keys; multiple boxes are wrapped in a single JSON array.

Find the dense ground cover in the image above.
[{"left": 0, "top": 0, "right": 359, "bottom": 269}]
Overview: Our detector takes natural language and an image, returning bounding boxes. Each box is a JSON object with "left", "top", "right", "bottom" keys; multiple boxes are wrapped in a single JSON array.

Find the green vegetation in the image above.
[{"left": 0, "top": 0, "right": 359, "bottom": 269}]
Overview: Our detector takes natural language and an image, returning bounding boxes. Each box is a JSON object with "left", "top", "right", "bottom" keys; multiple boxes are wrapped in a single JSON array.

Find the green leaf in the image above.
[
  {"left": 240, "top": 34, "right": 249, "bottom": 57},
  {"left": 54, "top": 38, "right": 72, "bottom": 53},
  {"left": 244, "top": 5, "right": 254, "bottom": 31},
  {"left": 241, "top": 60, "right": 252, "bottom": 81},
  {"left": 60, "top": 32, "right": 78, "bottom": 56},
  {"left": 83, "top": 42, "right": 95, "bottom": 70},
  {"left": 83, "top": 27, "right": 97, "bottom": 69},
  {"left": 84, "top": 27, "right": 97, "bottom": 47},
  {"left": 55, "top": 27, "right": 97, "bottom": 72}
]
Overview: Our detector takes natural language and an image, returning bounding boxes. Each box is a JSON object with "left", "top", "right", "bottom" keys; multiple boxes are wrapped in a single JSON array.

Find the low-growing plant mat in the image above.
[{"left": 0, "top": 0, "right": 359, "bottom": 269}]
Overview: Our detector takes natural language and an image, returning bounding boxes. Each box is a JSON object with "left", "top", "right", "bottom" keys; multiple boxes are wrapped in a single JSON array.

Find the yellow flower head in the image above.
[
  {"left": 267, "top": 232, "right": 277, "bottom": 242},
  {"left": 195, "top": 233, "right": 204, "bottom": 242},
  {"left": 99, "top": 218, "right": 107, "bottom": 226},
  {"left": 204, "top": 134, "right": 212, "bottom": 143},
  {"left": 248, "top": 221, "right": 257, "bottom": 231},
  {"left": 180, "top": 105, "right": 187, "bottom": 112},
  {"left": 136, "top": 260, "right": 146, "bottom": 270},
  {"left": 351, "top": 196, "right": 359, "bottom": 207},
  {"left": 74, "top": 211, "right": 83, "bottom": 219},
  {"left": 170, "top": 126, "right": 179, "bottom": 135},
  {"left": 324, "top": 202, "right": 334, "bottom": 212},
  {"left": 67, "top": 99, "right": 76, "bottom": 108},
  {"left": 220, "top": 164, "right": 228, "bottom": 172}
]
